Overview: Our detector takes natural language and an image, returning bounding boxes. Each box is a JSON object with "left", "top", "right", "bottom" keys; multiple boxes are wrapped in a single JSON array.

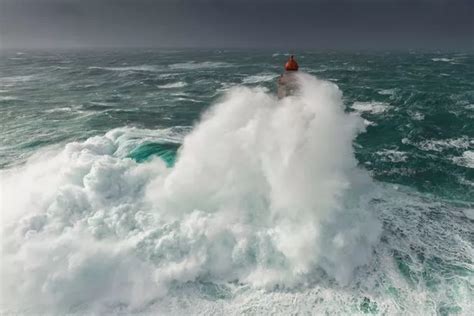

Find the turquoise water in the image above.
[{"left": 0, "top": 50, "right": 473, "bottom": 315}]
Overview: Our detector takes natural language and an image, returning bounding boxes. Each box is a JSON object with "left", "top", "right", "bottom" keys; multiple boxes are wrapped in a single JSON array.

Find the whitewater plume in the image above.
[{"left": 0, "top": 74, "right": 381, "bottom": 313}]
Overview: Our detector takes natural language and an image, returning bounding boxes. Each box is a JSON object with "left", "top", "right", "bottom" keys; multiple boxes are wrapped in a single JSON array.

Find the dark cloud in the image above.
[{"left": 0, "top": 0, "right": 473, "bottom": 50}]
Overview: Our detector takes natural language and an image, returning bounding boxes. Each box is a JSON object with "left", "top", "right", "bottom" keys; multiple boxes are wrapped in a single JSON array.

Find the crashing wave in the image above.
[{"left": 1, "top": 74, "right": 381, "bottom": 313}]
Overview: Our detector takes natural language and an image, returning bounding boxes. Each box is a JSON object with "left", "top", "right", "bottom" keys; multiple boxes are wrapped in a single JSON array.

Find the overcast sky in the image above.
[{"left": 0, "top": 0, "right": 472, "bottom": 50}]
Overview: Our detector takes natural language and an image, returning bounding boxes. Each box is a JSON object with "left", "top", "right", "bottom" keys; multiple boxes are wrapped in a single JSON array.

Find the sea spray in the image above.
[
  {"left": 149, "top": 73, "right": 381, "bottom": 284},
  {"left": 0, "top": 74, "right": 381, "bottom": 313}
]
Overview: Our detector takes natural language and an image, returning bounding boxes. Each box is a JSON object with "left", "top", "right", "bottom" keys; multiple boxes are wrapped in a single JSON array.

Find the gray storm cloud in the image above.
[{"left": 0, "top": 0, "right": 472, "bottom": 50}]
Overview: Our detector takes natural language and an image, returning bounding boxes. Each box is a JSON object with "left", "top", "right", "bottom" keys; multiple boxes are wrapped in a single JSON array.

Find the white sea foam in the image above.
[
  {"left": 452, "top": 151, "right": 474, "bottom": 168},
  {"left": 463, "top": 208, "right": 474, "bottom": 220},
  {"left": 417, "top": 137, "right": 473, "bottom": 152},
  {"left": 0, "top": 96, "right": 18, "bottom": 101},
  {"left": 0, "top": 75, "right": 38, "bottom": 87},
  {"left": 410, "top": 111, "right": 425, "bottom": 121},
  {"left": 242, "top": 73, "right": 278, "bottom": 84},
  {"left": 175, "top": 97, "right": 203, "bottom": 103},
  {"left": 431, "top": 58, "right": 453, "bottom": 62},
  {"left": 457, "top": 175, "right": 474, "bottom": 187},
  {"left": 376, "top": 149, "right": 408, "bottom": 163},
  {"left": 377, "top": 89, "right": 395, "bottom": 96},
  {"left": 158, "top": 81, "right": 188, "bottom": 89},
  {"left": 363, "top": 119, "right": 377, "bottom": 127},
  {"left": 168, "top": 61, "right": 232, "bottom": 70},
  {"left": 89, "top": 65, "right": 161, "bottom": 72},
  {"left": 0, "top": 74, "right": 382, "bottom": 313},
  {"left": 272, "top": 53, "right": 290, "bottom": 57},
  {"left": 351, "top": 101, "right": 392, "bottom": 114},
  {"left": 43, "top": 106, "right": 74, "bottom": 113}
]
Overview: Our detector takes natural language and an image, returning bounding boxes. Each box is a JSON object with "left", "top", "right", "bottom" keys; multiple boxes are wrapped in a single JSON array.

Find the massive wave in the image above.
[{"left": 0, "top": 74, "right": 392, "bottom": 313}]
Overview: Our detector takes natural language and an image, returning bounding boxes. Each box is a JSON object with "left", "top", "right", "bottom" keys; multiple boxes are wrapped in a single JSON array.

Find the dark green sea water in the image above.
[
  {"left": 2, "top": 50, "right": 473, "bottom": 199},
  {"left": 1, "top": 50, "right": 473, "bottom": 315}
]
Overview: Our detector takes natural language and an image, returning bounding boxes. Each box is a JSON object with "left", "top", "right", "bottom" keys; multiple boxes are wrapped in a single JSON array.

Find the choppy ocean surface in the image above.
[{"left": 0, "top": 50, "right": 473, "bottom": 315}]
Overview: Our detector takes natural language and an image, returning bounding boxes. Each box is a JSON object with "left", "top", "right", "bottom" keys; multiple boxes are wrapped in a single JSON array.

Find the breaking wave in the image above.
[{"left": 1, "top": 74, "right": 383, "bottom": 313}]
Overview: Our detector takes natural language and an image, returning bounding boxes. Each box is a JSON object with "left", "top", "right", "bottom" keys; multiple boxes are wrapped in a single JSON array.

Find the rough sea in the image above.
[{"left": 1, "top": 50, "right": 473, "bottom": 315}]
